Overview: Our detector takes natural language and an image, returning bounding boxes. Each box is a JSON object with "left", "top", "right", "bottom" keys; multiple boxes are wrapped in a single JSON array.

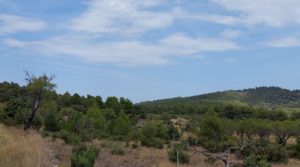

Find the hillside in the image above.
[{"left": 139, "top": 87, "right": 300, "bottom": 114}]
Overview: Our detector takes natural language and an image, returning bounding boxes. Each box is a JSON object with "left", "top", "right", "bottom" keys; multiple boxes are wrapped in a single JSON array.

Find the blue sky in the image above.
[{"left": 1, "top": 0, "right": 300, "bottom": 102}]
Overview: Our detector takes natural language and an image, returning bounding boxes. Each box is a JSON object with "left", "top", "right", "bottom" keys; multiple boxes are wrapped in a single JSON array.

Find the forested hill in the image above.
[{"left": 139, "top": 87, "right": 300, "bottom": 114}]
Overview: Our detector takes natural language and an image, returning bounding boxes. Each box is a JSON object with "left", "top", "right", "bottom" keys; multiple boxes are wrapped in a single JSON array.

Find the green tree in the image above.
[
  {"left": 86, "top": 107, "right": 105, "bottom": 129},
  {"left": 112, "top": 111, "right": 131, "bottom": 136},
  {"left": 44, "top": 111, "right": 59, "bottom": 132},
  {"left": 198, "top": 110, "right": 224, "bottom": 152},
  {"left": 105, "top": 97, "right": 120, "bottom": 113},
  {"left": 272, "top": 120, "right": 298, "bottom": 145}
]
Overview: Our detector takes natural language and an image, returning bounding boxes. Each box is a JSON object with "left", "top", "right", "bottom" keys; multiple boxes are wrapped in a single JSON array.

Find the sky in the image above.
[{"left": 1, "top": 0, "right": 300, "bottom": 102}]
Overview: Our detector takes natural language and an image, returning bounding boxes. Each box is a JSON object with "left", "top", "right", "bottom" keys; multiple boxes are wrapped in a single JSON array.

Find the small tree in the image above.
[{"left": 272, "top": 120, "right": 298, "bottom": 145}]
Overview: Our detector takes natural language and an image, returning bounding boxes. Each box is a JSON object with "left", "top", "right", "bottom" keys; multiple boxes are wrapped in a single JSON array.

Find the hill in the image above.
[{"left": 138, "top": 87, "right": 300, "bottom": 114}]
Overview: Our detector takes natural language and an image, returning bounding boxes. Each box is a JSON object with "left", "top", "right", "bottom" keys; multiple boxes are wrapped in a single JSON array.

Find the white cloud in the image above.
[
  {"left": 70, "top": 0, "right": 173, "bottom": 34},
  {"left": 263, "top": 37, "right": 300, "bottom": 47},
  {"left": 2, "top": 34, "right": 239, "bottom": 66},
  {"left": 221, "top": 30, "right": 241, "bottom": 39},
  {"left": 0, "top": 14, "right": 46, "bottom": 34},
  {"left": 211, "top": 0, "right": 300, "bottom": 27}
]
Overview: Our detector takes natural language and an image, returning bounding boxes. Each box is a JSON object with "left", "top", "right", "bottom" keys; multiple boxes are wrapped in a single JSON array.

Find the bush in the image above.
[
  {"left": 140, "top": 121, "right": 167, "bottom": 149},
  {"left": 168, "top": 144, "right": 190, "bottom": 164},
  {"left": 245, "top": 140, "right": 289, "bottom": 164},
  {"left": 56, "top": 129, "right": 80, "bottom": 144},
  {"left": 44, "top": 111, "right": 59, "bottom": 132},
  {"left": 131, "top": 142, "right": 138, "bottom": 149},
  {"left": 266, "top": 144, "right": 288, "bottom": 164},
  {"left": 141, "top": 137, "right": 164, "bottom": 149},
  {"left": 244, "top": 154, "right": 271, "bottom": 167},
  {"left": 110, "top": 144, "right": 125, "bottom": 156},
  {"left": 71, "top": 144, "right": 99, "bottom": 167},
  {"left": 288, "top": 138, "right": 300, "bottom": 159}
]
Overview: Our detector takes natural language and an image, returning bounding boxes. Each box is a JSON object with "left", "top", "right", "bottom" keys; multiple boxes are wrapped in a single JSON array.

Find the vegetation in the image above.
[
  {"left": 1, "top": 75, "right": 300, "bottom": 166},
  {"left": 71, "top": 144, "right": 99, "bottom": 167}
]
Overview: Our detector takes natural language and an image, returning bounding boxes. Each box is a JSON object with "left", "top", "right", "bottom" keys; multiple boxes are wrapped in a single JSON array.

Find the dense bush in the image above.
[
  {"left": 141, "top": 137, "right": 164, "bottom": 149},
  {"left": 245, "top": 140, "right": 289, "bottom": 164},
  {"left": 71, "top": 144, "right": 99, "bottom": 167},
  {"left": 244, "top": 154, "right": 271, "bottom": 167},
  {"left": 140, "top": 121, "right": 167, "bottom": 149},
  {"left": 44, "top": 111, "right": 59, "bottom": 132}
]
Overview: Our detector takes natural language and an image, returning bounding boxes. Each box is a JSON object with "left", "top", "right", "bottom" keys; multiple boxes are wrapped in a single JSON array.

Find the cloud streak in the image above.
[
  {"left": 0, "top": 14, "right": 46, "bottom": 34},
  {"left": 3, "top": 33, "right": 239, "bottom": 66}
]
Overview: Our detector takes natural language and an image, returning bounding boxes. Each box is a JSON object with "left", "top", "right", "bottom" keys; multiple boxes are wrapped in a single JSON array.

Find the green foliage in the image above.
[
  {"left": 288, "top": 138, "right": 300, "bottom": 159},
  {"left": 71, "top": 144, "right": 99, "bottom": 167},
  {"left": 168, "top": 143, "right": 190, "bottom": 164},
  {"left": 110, "top": 144, "right": 125, "bottom": 156},
  {"left": 112, "top": 111, "right": 131, "bottom": 136},
  {"left": 166, "top": 124, "right": 180, "bottom": 140},
  {"left": 4, "top": 98, "right": 29, "bottom": 124},
  {"left": 245, "top": 140, "right": 289, "bottom": 164},
  {"left": 105, "top": 97, "right": 120, "bottom": 113},
  {"left": 244, "top": 154, "right": 271, "bottom": 167},
  {"left": 198, "top": 110, "right": 225, "bottom": 152},
  {"left": 291, "top": 112, "right": 300, "bottom": 120},
  {"left": 140, "top": 121, "right": 167, "bottom": 148},
  {"left": 86, "top": 107, "right": 105, "bottom": 129},
  {"left": 44, "top": 111, "right": 59, "bottom": 132},
  {"left": 272, "top": 120, "right": 299, "bottom": 145},
  {"left": 56, "top": 129, "right": 80, "bottom": 144}
]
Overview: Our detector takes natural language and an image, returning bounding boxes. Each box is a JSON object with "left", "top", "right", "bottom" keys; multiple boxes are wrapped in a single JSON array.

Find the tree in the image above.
[
  {"left": 272, "top": 120, "right": 298, "bottom": 145},
  {"left": 44, "top": 111, "right": 59, "bottom": 131},
  {"left": 24, "top": 72, "right": 55, "bottom": 131},
  {"left": 119, "top": 97, "right": 133, "bottom": 115},
  {"left": 105, "top": 97, "right": 120, "bottom": 113},
  {"left": 198, "top": 110, "right": 225, "bottom": 152},
  {"left": 86, "top": 107, "right": 105, "bottom": 129},
  {"left": 112, "top": 111, "right": 131, "bottom": 136}
]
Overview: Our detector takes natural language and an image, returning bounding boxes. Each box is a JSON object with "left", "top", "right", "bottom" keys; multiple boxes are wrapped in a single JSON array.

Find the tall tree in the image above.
[{"left": 24, "top": 72, "right": 55, "bottom": 131}]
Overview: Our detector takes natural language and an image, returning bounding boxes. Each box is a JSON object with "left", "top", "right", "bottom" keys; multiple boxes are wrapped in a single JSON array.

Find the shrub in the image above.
[
  {"left": 131, "top": 142, "right": 138, "bottom": 149},
  {"left": 168, "top": 144, "right": 190, "bottom": 164},
  {"left": 140, "top": 121, "right": 167, "bottom": 148},
  {"left": 266, "top": 144, "right": 288, "bottom": 164},
  {"left": 287, "top": 138, "right": 300, "bottom": 159},
  {"left": 244, "top": 154, "right": 271, "bottom": 167},
  {"left": 44, "top": 111, "right": 59, "bottom": 132},
  {"left": 141, "top": 137, "right": 164, "bottom": 149},
  {"left": 56, "top": 129, "right": 80, "bottom": 144},
  {"left": 245, "top": 140, "right": 289, "bottom": 164},
  {"left": 110, "top": 144, "right": 125, "bottom": 156},
  {"left": 71, "top": 144, "right": 99, "bottom": 167}
]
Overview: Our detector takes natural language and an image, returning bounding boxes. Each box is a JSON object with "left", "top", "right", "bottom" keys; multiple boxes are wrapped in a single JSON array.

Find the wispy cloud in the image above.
[
  {"left": 263, "top": 37, "right": 300, "bottom": 48},
  {"left": 0, "top": 14, "right": 46, "bottom": 34},
  {"left": 3, "top": 33, "right": 239, "bottom": 66},
  {"left": 211, "top": 0, "right": 300, "bottom": 27},
  {"left": 69, "top": 0, "right": 173, "bottom": 35}
]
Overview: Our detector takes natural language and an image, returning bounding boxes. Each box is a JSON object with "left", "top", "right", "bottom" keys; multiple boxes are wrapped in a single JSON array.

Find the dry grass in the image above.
[
  {"left": 93, "top": 140, "right": 225, "bottom": 167},
  {"left": 0, "top": 124, "right": 50, "bottom": 167}
]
